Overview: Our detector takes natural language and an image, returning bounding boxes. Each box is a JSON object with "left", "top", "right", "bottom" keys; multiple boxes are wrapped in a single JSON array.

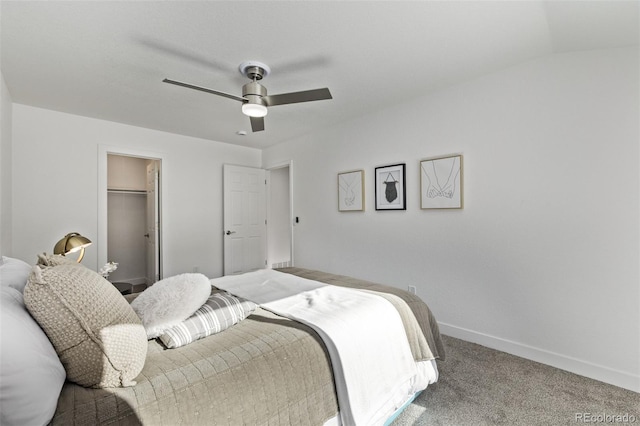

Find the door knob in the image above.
[
  {"left": 225, "top": 230, "right": 236, "bottom": 235},
  {"left": 144, "top": 233, "right": 150, "bottom": 238}
]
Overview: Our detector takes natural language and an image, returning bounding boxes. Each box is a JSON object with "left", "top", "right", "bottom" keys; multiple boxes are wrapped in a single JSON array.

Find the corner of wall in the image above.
[{"left": 0, "top": 71, "right": 14, "bottom": 255}]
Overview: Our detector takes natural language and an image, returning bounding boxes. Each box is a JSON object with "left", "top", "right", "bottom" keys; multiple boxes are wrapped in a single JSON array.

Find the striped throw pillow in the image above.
[{"left": 158, "top": 289, "right": 257, "bottom": 348}]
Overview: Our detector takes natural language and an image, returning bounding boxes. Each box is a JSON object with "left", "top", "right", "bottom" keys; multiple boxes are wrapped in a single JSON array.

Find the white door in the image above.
[
  {"left": 223, "top": 164, "right": 267, "bottom": 275},
  {"left": 146, "top": 161, "right": 160, "bottom": 284}
]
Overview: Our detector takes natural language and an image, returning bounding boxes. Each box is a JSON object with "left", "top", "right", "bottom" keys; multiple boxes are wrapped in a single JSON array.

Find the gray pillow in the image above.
[
  {"left": 159, "top": 289, "right": 257, "bottom": 348},
  {"left": 24, "top": 263, "right": 147, "bottom": 388},
  {"left": 0, "top": 286, "right": 66, "bottom": 425}
]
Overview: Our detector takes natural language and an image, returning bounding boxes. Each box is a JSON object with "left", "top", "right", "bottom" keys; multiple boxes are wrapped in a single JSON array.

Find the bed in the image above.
[{"left": 0, "top": 256, "right": 444, "bottom": 426}]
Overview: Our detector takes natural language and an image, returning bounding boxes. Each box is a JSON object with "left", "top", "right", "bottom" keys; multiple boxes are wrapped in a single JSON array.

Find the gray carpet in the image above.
[{"left": 392, "top": 335, "right": 639, "bottom": 425}]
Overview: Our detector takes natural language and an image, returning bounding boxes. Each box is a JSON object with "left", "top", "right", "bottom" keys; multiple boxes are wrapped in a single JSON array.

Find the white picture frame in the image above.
[{"left": 338, "top": 170, "right": 365, "bottom": 211}]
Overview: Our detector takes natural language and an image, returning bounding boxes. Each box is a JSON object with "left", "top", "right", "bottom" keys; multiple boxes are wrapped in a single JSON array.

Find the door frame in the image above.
[
  {"left": 265, "top": 159, "right": 294, "bottom": 268},
  {"left": 145, "top": 160, "right": 161, "bottom": 284},
  {"left": 97, "top": 145, "right": 167, "bottom": 280}
]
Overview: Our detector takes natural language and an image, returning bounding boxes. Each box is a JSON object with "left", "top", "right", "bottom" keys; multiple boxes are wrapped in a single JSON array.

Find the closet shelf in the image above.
[{"left": 107, "top": 189, "right": 147, "bottom": 194}]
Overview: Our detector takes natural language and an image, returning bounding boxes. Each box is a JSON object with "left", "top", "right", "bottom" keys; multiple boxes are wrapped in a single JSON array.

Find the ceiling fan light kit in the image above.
[
  {"left": 163, "top": 60, "right": 332, "bottom": 133},
  {"left": 242, "top": 103, "right": 268, "bottom": 118}
]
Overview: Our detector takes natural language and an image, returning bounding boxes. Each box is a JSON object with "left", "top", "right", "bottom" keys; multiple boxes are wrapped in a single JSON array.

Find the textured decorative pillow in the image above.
[
  {"left": 23, "top": 263, "right": 147, "bottom": 388},
  {"left": 36, "top": 252, "right": 81, "bottom": 267},
  {"left": 0, "top": 287, "right": 66, "bottom": 426},
  {"left": 159, "top": 289, "right": 257, "bottom": 348},
  {"left": 0, "top": 256, "right": 32, "bottom": 292},
  {"left": 131, "top": 273, "right": 212, "bottom": 339}
]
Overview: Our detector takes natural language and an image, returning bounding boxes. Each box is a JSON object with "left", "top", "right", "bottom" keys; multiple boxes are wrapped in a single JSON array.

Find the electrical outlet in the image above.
[
  {"left": 193, "top": 266, "right": 199, "bottom": 273},
  {"left": 408, "top": 285, "right": 416, "bottom": 295}
]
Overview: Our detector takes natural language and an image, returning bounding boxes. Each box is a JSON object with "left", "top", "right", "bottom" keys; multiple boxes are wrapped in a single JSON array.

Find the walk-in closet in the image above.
[{"left": 107, "top": 154, "right": 161, "bottom": 288}]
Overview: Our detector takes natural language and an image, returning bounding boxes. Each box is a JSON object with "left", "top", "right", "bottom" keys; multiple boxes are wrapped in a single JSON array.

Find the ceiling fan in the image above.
[{"left": 163, "top": 60, "right": 332, "bottom": 132}]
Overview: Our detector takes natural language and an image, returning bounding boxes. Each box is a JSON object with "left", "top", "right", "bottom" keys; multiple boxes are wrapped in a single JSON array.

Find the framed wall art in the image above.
[
  {"left": 420, "top": 154, "right": 463, "bottom": 209},
  {"left": 338, "top": 170, "right": 364, "bottom": 211},
  {"left": 375, "top": 163, "right": 406, "bottom": 210}
]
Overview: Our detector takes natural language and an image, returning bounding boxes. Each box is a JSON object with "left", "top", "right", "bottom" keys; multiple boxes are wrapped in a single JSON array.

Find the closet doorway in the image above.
[
  {"left": 106, "top": 154, "right": 161, "bottom": 288},
  {"left": 267, "top": 162, "right": 293, "bottom": 269}
]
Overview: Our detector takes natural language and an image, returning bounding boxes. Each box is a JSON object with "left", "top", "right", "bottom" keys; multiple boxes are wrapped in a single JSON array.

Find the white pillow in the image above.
[
  {"left": 0, "top": 256, "right": 32, "bottom": 293},
  {"left": 131, "top": 273, "right": 211, "bottom": 339},
  {"left": 0, "top": 286, "right": 66, "bottom": 426}
]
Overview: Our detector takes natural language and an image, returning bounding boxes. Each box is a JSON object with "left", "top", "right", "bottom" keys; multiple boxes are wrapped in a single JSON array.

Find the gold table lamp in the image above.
[{"left": 53, "top": 232, "right": 92, "bottom": 263}]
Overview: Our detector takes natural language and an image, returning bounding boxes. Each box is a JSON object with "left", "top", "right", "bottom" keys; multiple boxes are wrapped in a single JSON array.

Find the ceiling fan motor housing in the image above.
[{"left": 242, "top": 81, "right": 267, "bottom": 105}]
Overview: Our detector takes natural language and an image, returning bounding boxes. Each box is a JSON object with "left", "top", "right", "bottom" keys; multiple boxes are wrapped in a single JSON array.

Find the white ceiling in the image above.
[{"left": 1, "top": 1, "right": 638, "bottom": 149}]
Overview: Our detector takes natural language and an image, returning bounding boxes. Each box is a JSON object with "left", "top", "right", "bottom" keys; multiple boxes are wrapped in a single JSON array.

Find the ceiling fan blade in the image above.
[
  {"left": 163, "top": 78, "right": 246, "bottom": 103},
  {"left": 263, "top": 88, "right": 332, "bottom": 107},
  {"left": 137, "top": 37, "right": 234, "bottom": 74},
  {"left": 250, "top": 116, "right": 265, "bottom": 132}
]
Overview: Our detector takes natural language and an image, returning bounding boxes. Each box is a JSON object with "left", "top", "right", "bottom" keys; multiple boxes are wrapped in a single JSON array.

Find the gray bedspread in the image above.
[{"left": 51, "top": 268, "right": 443, "bottom": 425}]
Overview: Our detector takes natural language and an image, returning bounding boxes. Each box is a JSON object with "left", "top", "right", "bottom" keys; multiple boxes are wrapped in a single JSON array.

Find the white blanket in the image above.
[{"left": 210, "top": 269, "right": 421, "bottom": 426}]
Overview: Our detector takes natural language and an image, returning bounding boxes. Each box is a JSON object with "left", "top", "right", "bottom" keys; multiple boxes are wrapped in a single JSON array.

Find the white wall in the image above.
[
  {"left": 11, "top": 105, "right": 261, "bottom": 278},
  {"left": 107, "top": 154, "right": 148, "bottom": 191},
  {"left": 0, "top": 72, "right": 13, "bottom": 256},
  {"left": 263, "top": 47, "right": 639, "bottom": 391}
]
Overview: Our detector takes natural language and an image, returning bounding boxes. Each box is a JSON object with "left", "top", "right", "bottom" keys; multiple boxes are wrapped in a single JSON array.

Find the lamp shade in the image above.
[
  {"left": 53, "top": 232, "right": 92, "bottom": 263},
  {"left": 241, "top": 102, "right": 268, "bottom": 118}
]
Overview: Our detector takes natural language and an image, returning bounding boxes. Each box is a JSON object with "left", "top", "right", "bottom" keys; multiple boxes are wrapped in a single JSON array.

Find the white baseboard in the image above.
[{"left": 438, "top": 322, "right": 640, "bottom": 393}]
